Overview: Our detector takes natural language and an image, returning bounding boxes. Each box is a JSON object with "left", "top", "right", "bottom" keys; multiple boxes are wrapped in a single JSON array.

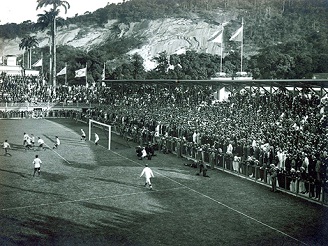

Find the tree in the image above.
[
  {"left": 19, "top": 36, "right": 39, "bottom": 69},
  {"left": 36, "top": 0, "right": 70, "bottom": 87},
  {"left": 131, "top": 53, "right": 145, "bottom": 79}
]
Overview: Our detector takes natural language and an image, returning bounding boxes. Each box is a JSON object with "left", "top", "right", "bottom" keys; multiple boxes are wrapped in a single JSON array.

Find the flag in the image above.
[
  {"left": 32, "top": 58, "right": 42, "bottom": 67},
  {"left": 75, "top": 67, "right": 86, "bottom": 78},
  {"left": 56, "top": 66, "right": 66, "bottom": 76},
  {"left": 229, "top": 26, "right": 243, "bottom": 42},
  {"left": 208, "top": 30, "right": 223, "bottom": 44}
]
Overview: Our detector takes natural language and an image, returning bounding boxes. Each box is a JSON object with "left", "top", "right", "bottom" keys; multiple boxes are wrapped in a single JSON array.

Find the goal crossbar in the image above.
[{"left": 89, "top": 119, "right": 112, "bottom": 150}]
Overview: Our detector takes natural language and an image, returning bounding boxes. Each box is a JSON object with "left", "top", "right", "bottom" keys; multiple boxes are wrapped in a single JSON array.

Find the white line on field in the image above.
[{"left": 0, "top": 187, "right": 186, "bottom": 211}]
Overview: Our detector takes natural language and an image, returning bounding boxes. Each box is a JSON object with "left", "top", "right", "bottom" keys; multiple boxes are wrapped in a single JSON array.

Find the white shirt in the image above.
[
  {"left": 56, "top": 138, "right": 60, "bottom": 145},
  {"left": 33, "top": 158, "right": 42, "bottom": 168},
  {"left": 81, "top": 129, "right": 86, "bottom": 136},
  {"left": 38, "top": 138, "right": 45, "bottom": 145},
  {"left": 140, "top": 167, "right": 154, "bottom": 179},
  {"left": 141, "top": 148, "right": 147, "bottom": 158},
  {"left": 95, "top": 134, "right": 99, "bottom": 141},
  {"left": 3, "top": 142, "right": 10, "bottom": 149}
]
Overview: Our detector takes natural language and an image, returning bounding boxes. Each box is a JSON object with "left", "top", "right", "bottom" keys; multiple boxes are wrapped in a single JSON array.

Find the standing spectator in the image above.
[
  {"left": 314, "top": 155, "right": 323, "bottom": 200},
  {"left": 33, "top": 154, "right": 42, "bottom": 177},
  {"left": 140, "top": 164, "right": 154, "bottom": 190},
  {"left": 196, "top": 160, "right": 209, "bottom": 177},
  {"left": 269, "top": 164, "right": 278, "bottom": 192},
  {"left": 232, "top": 156, "right": 240, "bottom": 173}
]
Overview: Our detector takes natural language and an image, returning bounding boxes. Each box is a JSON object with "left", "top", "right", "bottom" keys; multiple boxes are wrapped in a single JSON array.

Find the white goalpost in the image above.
[{"left": 89, "top": 119, "right": 112, "bottom": 150}]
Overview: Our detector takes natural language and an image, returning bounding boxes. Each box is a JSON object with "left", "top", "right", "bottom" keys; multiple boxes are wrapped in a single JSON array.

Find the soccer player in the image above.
[
  {"left": 81, "top": 129, "right": 86, "bottom": 141},
  {"left": 140, "top": 164, "right": 154, "bottom": 190},
  {"left": 23, "top": 132, "right": 29, "bottom": 146},
  {"left": 30, "top": 134, "right": 35, "bottom": 147},
  {"left": 53, "top": 136, "right": 60, "bottom": 149},
  {"left": 33, "top": 154, "right": 42, "bottom": 177},
  {"left": 37, "top": 137, "right": 46, "bottom": 150},
  {"left": 94, "top": 133, "right": 99, "bottom": 145},
  {"left": 25, "top": 137, "right": 33, "bottom": 150},
  {"left": 2, "top": 140, "right": 11, "bottom": 156}
]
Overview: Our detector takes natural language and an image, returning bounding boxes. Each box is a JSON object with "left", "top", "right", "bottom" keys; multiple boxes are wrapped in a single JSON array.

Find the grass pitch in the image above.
[{"left": 0, "top": 118, "right": 327, "bottom": 246}]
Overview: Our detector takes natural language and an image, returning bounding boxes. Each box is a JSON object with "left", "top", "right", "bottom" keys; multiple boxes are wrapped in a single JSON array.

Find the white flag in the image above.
[
  {"left": 208, "top": 30, "right": 223, "bottom": 44},
  {"left": 75, "top": 67, "right": 87, "bottom": 78},
  {"left": 229, "top": 26, "right": 243, "bottom": 42},
  {"left": 57, "top": 67, "right": 66, "bottom": 76},
  {"left": 32, "top": 58, "right": 42, "bottom": 67}
]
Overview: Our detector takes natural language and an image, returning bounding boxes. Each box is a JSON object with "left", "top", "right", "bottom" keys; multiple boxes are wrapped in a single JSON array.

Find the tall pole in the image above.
[
  {"left": 64, "top": 62, "right": 67, "bottom": 85},
  {"left": 49, "top": 41, "right": 52, "bottom": 84},
  {"left": 86, "top": 64, "right": 88, "bottom": 87},
  {"left": 240, "top": 18, "right": 244, "bottom": 73},
  {"left": 52, "top": 15, "right": 57, "bottom": 88},
  {"left": 41, "top": 52, "right": 44, "bottom": 76},
  {"left": 220, "top": 25, "right": 224, "bottom": 74}
]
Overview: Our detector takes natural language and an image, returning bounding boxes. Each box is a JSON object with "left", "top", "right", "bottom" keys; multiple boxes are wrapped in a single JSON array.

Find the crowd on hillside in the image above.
[{"left": 1, "top": 74, "right": 327, "bottom": 200}]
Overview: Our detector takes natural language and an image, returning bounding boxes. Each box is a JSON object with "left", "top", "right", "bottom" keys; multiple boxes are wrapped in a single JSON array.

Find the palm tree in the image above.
[
  {"left": 36, "top": 0, "right": 70, "bottom": 87},
  {"left": 19, "top": 37, "right": 29, "bottom": 68},
  {"left": 19, "top": 36, "right": 39, "bottom": 69}
]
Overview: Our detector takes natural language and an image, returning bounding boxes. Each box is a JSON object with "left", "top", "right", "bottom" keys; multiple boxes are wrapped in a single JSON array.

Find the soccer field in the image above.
[{"left": 0, "top": 118, "right": 327, "bottom": 246}]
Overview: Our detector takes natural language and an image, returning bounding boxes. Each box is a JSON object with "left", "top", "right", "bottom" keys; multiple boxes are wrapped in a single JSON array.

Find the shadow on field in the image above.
[
  {"left": 0, "top": 183, "right": 62, "bottom": 197},
  {"left": 38, "top": 171, "right": 69, "bottom": 182},
  {"left": 0, "top": 207, "right": 141, "bottom": 245},
  {"left": 0, "top": 168, "right": 28, "bottom": 178}
]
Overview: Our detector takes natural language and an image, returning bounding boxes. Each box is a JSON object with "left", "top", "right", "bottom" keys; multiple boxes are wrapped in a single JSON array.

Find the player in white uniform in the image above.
[
  {"left": 53, "top": 136, "right": 60, "bottom": 149},
  {"left": 94, "top": 133, "right": 99, "bottom": 145},
  {"left": 23, "top": 133, "right": 29, "bottom": 146},
  {"left": 37, "top": 137, "right": 46, "bottom": 150},
  {"left": 81, "top": 129, "right": 86, "bottom": 141},
  {"left": 33, "top": 155, "right": 42, "bottom": 176},
  {"left": 140, "top": 164, "right": 154, "bottom": 190},
  {"left": 2, "top": 140, "right": 11, "bottom": 156}
]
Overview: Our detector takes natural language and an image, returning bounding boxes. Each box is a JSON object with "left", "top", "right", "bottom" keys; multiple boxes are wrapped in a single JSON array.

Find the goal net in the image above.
[{"left": 89, "top": 119, "right": 112, "bottom": 150}]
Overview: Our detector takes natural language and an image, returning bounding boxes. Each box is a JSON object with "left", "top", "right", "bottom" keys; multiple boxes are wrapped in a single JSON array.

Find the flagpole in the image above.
[
  {"left": 65, "top": 62, "right": 67, "bottom": 85},
  {"left": 41, "top": 52, "right": 44, "bottom": 76},
  {"left": 103, "top": 62, "right": 106, "bottom": 80},
  {"left": 220, "top": 26, "right": 223, "bottom": 73},
  {"left": 241, "top": 18, "right": 244, "bottom": 73},
  {"left": 85, "top": 64, "right": 87, "bottom": 87}
]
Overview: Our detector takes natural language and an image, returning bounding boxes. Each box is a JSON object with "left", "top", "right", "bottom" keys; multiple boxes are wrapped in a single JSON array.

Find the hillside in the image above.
[
  {"left": 0, "top": 0, "right": 327, "bottom": 80},
  {"left": 0, "top": 13, "right": 240, "bottom": 70}
]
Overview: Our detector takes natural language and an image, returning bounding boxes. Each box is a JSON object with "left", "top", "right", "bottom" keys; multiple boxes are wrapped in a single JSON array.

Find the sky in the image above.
[{"left": 0, "top": 0, "right": 125, "bottom": 24}]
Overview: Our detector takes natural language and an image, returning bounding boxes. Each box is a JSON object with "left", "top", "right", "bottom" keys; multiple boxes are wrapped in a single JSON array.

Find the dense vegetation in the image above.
[{"left": 1, "top": 0, "right": 327, "bottom": 81}]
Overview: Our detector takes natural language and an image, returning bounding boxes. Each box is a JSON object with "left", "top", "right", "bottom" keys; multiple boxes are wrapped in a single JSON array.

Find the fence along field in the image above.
[{"left": 0, "top": 118, "right": 327, "bottom": 246}]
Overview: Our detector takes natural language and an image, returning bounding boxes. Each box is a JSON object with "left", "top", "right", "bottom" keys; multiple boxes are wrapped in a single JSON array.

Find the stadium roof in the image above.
[{"left": 104, "top": 79, "right": 328, "bottom": 88}]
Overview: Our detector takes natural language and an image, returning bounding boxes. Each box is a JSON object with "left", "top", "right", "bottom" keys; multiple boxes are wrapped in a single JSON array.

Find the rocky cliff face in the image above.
[{"left": 0, "top": 14, "right": 235, "bottom": 70}]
